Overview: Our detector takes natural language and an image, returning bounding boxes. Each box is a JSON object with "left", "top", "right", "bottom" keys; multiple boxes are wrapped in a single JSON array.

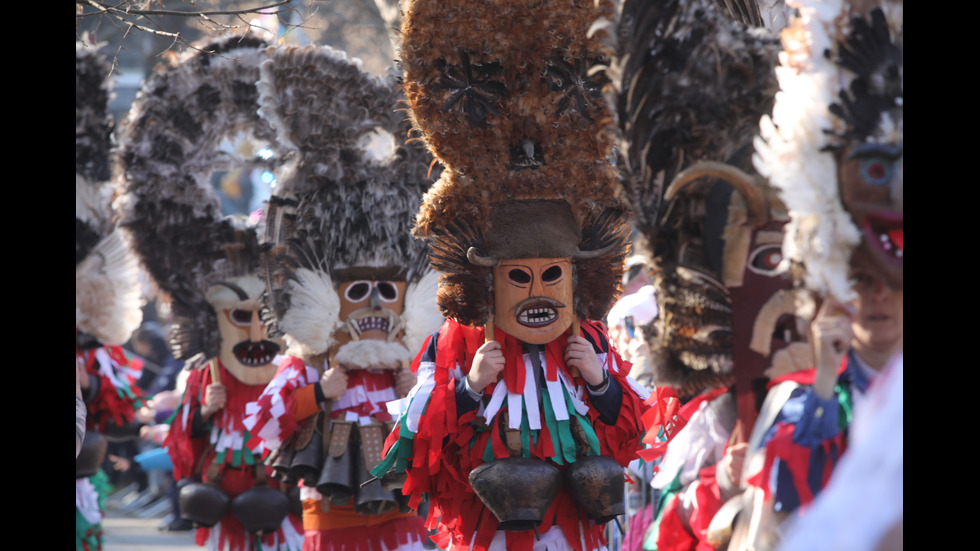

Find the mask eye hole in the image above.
[
  {"left": 229, "top": 309, "right": 253, "bottom": 327},
  {"left": 376, "top": 282, "right": 399, "bottom": 302},
  {"left": 747, "top": 245, "right": 785, "bottom": 276},
  {"left": 860, "top": 157, "right": 893, "bottom": 187},
  {"left": 508, "top": 268, "right": 532, "bottom": 284},
  {"left": 542, "top": 265, "right": 563, "bottom": 283},
  {"left": 345, "top": 281, "right": 372, "bottom": 302}
]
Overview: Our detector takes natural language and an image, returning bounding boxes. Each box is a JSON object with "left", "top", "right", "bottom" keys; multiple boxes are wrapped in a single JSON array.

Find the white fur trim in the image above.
[
  {"left": 333, "top": 339, "right": 411, "bottom": 370},
  {"left": 278, "top": 268, "right": 341, "bottom": 355}
]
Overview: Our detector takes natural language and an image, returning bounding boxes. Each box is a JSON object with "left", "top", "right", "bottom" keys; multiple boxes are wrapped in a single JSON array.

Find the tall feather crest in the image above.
[
  {"left": 754, "top": 0, "right": 903, "bottom": 301},
  {"left": 613, "top": 0, "right": 782, "bottom": 396},
  {"left": 258, "top": 44, "right": 442, "bottom": 356},
  {"left": 76, "top": 42, "right": 143, "bottom": 345},
  {"left": 114, "top": 35, "right": 279, "bottom": 365}
]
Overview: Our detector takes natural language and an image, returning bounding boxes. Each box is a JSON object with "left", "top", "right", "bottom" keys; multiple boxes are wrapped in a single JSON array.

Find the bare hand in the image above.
[
  {"left": 201, "top": 383, "right": 227, "bottom": 419},
  {"left": 319, "top": 366, "right": 349, "bottom": 400},
  {"left": 468, "top": 340, "right": 505, "bottom": 393},
  {"left": 723, "top": 442, "right": 748, "bottom": 487},
  {"left": 136, "top": 405, "right": 155, "bottom": 425},
  {"left": 565, "top": 335, "right": 603, "bottom": 387},
  {"left": 107, "top": 454, "right": 132, "bottom": 472},
  {"left": 810, "top": 298, "right": 854, "bottom": 399},
  {"left": 394, "top": 368, "right": 417, "bottom": 398}
]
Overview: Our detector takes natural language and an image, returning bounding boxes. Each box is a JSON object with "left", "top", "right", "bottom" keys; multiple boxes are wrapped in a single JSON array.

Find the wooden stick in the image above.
[
  {"left": 208, "top": 358, "right": 220, "bottom": 384},
  {"left": 485, "top": 320, "right": 495, "bottom": 343}
]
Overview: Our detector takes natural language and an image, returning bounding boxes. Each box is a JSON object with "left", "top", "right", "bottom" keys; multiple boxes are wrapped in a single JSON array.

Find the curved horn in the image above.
[
  {"left": 466, "top": 247, "right": 499, "bottom": 267},
  {"left": 212, "top": 280, "right": 250, "bottom": 301},
  {"left": 572, "top": 240, "right": 622, "bottom": 261},
  {"left": 665, "top": 161, "right": 769, "bottom": 226}
]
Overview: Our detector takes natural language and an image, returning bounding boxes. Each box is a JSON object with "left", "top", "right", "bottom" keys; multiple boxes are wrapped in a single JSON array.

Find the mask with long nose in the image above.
[{"left": 209, "top": 276, "right": 282, "bottom": 385}]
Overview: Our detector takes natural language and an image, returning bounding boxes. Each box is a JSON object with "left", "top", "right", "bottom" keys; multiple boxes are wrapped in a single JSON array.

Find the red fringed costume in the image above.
[{"left": 375, "top": 320, "right": 650, "bottom": 551}]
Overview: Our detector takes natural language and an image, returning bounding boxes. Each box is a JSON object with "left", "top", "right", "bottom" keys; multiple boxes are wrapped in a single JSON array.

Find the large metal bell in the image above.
[
  {"left": 353, "top": 443, "right": 399, "bottom": 516},
  {"left": 563, "top": 455, "right": 625, "bottom": 524},
  {"left": 270, "top": 445, "right": 296, "bottom": 482},
  {"left": 468, "top": 457, "right": 561, "bottom": 531},
  {"left": 316, "top": 450, "right": 354, "bottom": 506},
  {"left": 178, "top": 478, "right": 231, "bottom": 528},
  {"left": 289, "top": 431, "right": 323, "bottom": 487},
  {"left": 287, "top": 485, "right": 303, "bottom": 518},
  {"left": 231, "top": 485, "right": 291, "bottom": 535}
]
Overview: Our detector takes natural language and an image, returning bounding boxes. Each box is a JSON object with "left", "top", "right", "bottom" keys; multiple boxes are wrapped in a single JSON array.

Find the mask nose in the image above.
[
  {"left": 370, "top": 285, "right": 382, "bottom": 310},
  {"left": 529, "top": 272, "right": 546, "bottom": 297},
  {"left": 249, "top": 310, "right": 264, "bottom": 341}
]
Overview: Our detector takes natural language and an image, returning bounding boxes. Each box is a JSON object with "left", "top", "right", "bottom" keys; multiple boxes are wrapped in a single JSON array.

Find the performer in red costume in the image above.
[
  {"left": 76, "top": 39, "right": 146, "bottom": 551},
  {"left": 243, "top": 44, "right": 442, "bottom": 551},
  {"left": 371, "top": 2, "right": 652, "bottom": 550},
  {"left": 115, "top": 35, "right": 303, "bottom": 551}
]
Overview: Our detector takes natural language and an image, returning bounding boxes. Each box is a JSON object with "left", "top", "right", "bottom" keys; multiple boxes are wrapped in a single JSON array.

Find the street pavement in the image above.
[{"left": 102, "top": 485, "right": 198, "bottom": 551}]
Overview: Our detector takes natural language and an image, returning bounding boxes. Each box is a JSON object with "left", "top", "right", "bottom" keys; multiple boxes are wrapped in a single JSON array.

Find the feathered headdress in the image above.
[
  {"left": 754, "top": 0, "right": 903, "bottom": 301},
  {"left": 259, "top": 44, "right": 443, "bottom": 361},
  {"left": 114, "top": 35, "right": 279, "bottom": 368},
  {"left": 399, "top": 0, "right": 632, "bottom": 327},
  {"left": 76, "top": 41, "right": 143, "bottom": 346},
  {"left": 613, "top": 0, "right": 786, "bottom": 398}
]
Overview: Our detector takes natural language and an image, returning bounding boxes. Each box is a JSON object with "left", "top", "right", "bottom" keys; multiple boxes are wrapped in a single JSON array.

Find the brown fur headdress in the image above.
[{"left": 399, "top": 0, "right": 632, "bottom": 327}]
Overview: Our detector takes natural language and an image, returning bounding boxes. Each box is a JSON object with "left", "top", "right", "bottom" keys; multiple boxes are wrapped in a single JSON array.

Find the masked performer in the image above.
[
  {"left": 734, "top": 1, "right": 903, "bottom": 548},
  {"left": 76, "top": 40, "right": 146, "bottom": 551},
  {"left": 369, "top": 2, "right": 653, "bottom": 550},
  {"left": 114, "top": 35, "right": 303, "bottom": 551},
  {"left": 242, "top": 44, "right": 443, "bottom": 551},
  {"left": 609, "top": 1, "right": 827, "bottom": 549}
]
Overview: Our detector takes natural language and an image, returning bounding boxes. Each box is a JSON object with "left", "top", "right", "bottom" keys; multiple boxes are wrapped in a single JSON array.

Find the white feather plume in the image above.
[
  {"left": 277, "top": 268, "right": 342, "bottom": 356},
  {"left": 753, "top": 0, "right": 861, "bottom": 302},
  {"left": 400, "top": 268, "right": 444, "bottom": 357},
  {"left": 76, "top": 229, "right": 144, "bottom": 345}
]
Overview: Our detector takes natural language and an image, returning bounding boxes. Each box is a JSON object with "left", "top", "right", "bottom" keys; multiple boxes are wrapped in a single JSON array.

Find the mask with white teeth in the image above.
[
  {"left": 493, "top": 257, "right": 574, "bottom": 345},
  {"left": 210, "top": 276, "right": 282, "bottom": 385},
  {"left": 331, "top": 278, "right": 411, "bottom": 369}
]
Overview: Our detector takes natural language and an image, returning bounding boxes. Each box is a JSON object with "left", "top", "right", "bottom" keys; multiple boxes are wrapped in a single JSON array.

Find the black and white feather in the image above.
[
  {"left": 76, "top": 41, "right": 143, "bottom": 346},
  {"left": 258, "top": 45, "right": 442, "bottom": 358},
  {"left": 613, "top": 0, "right": 781, "bottom": 397},
  {"left": 113, "top": 35, "right": 279, "bottom": 368}
]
